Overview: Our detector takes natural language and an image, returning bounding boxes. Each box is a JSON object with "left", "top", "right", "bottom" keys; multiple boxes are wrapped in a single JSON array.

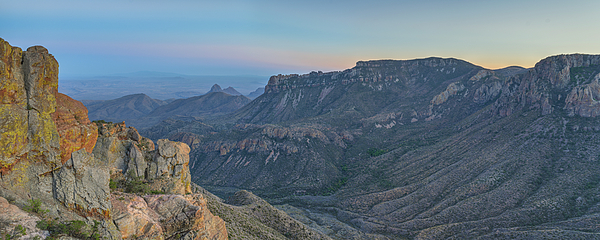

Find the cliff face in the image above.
[
  {"left": 0, "top": 37, "right": 117, "bottom": 237},
  {"left": 0, "top": 38, "right": 100, "bottom": 201}
]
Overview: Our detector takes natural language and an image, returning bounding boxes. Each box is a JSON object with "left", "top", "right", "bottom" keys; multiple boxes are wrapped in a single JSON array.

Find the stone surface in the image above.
[
  {"left": 53, "top": 149, "right": 111, "bottom": 219},
  {"left": 144, "top": 139, "right": 192, "bottom": 194},
  {"left": 431, "top": 82, "right": 465, "bottom": 105},
  {"left": 93, "top": 122, "right": 154, "bottom": 174}
]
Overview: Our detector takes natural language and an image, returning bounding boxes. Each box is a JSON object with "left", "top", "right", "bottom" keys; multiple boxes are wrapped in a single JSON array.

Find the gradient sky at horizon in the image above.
[{"left": 2, "top": 0, "right": 600, "bottom": 79}]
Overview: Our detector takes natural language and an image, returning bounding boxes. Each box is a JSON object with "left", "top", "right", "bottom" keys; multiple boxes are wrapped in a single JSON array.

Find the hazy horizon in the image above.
[{"left": 3, "top": 0, "right": 600, "bottom": 81}]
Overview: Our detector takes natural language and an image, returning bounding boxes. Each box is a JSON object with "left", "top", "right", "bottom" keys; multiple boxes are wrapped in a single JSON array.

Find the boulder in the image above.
[
  {"left": 111, "top": 192, "right": 163, "bottom": 240},
  {"left": 144, "top": 139, "right": 192, "bottom": 194}
]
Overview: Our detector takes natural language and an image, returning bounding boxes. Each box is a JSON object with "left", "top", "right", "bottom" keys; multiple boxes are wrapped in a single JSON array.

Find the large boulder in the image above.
[
  {"left": 111, "top": 192, "right": 228, "bottom": 240},
  {"left": 143, "top": 139, "right": 192, "bottom": 194},
  {"left": 111, "top": 192, "right": 163, "bottom": 240}
]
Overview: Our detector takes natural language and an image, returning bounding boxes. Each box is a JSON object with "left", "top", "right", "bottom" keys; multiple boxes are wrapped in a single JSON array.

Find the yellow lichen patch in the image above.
[
  {"left": 0, "top": 39, "right": 23, "bottom": 81},
  {"left": 7, "top": 158, "right": 30, "bottom": 187},
  {"left": 28, "top": 111, "right": 60, "bottom": 165},
  {"left": 0, "top": 75, "right": 26, "bottom": 105},
  {"left": 0, "top": 105, "right": 28, "bottom": 161}
]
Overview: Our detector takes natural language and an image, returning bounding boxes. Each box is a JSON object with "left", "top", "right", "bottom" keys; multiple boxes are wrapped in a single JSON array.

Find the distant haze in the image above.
[{"left": 59, "top": 72, "right": 267, "bottom": 100}]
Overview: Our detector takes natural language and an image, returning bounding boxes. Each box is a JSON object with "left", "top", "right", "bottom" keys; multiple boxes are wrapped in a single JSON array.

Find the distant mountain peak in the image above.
[
  {"left": 206, "top": 84, "right": 242, "bottom": 96},
  {"left": 209, "top": 84, "right": 222, "bottom": 93}
]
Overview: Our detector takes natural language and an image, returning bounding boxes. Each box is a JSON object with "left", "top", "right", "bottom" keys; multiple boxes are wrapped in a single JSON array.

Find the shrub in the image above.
[
  {"left": 2, "top": 225, "right": 27, "bottom": 240},
  {"left": 109, "top": 179, "right": 117, "bottom": 190},
  {"left": 125, "top": 177, "right": 151, "bottom": 194},
  {"left": 36, "top": 220, "right": 100, "bottom": 240},
  {"left": 23, "top": 199, "right": 48, "bottom": 214},
  {"left": 367, "top": 148, "right": 387, "bottom": 157}
]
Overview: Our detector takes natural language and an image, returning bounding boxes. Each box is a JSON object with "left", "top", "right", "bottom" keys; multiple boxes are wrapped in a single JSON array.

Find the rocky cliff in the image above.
[
  {"left": 0, "top": 38, "right": 228, "bottom": 240},
  {"left": 148, "top": 54, "right": 600, "bottom": 239}
]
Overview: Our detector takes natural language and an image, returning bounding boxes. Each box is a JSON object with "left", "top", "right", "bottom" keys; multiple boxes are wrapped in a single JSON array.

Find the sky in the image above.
[{"left": 2, "top": 0, "right": 600, "bottom": 81}]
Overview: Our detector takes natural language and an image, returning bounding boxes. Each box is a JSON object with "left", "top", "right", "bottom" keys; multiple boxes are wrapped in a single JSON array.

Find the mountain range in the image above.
[
  {"left": 83, "top": 84, "right": 254, "bottom": 129},
  {"left": 60, "top": 73, "right": 268, "bottom": 100},
  {"left": 141, "top": 54, "right": 600, "bottom": 239}
]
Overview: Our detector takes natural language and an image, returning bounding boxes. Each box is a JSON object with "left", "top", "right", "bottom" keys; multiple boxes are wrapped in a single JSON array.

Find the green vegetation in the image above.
[
  {"left": 124, "top": 177, "right": 151, "bottom": 194},
  {"left": 92, "top": 120, "right": 112, "bottom": 124},
  {"left": 2, "top": 225, "right": 27, "bottom": 240},
  {"left": 22, "top": 199, "right": 49, "bottom": 215},
  {"left": 36, "top": 220, "right": 101, "bottom": 240},
  {"left": 110, "top": 174, "right": 158, "bottom": 195},
  {"left": 367, "top": 148, "right": 387, "bottom": 157},
  {"left": 109, "top": 178, "right": 117, "bottom": 190},
  {"left": 323, "top": 177, "right": 348, "bottom": 196}
]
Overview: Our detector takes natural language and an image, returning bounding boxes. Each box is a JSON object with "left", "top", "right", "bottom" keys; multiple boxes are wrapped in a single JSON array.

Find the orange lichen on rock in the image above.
[{"left": 52, "top": 93, "right": 98, "bottom": 163}]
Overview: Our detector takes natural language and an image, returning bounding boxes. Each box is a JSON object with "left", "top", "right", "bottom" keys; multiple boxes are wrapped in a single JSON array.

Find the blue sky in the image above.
[{"left": 2, "top": 0, "right": 600, "bottom": 80}]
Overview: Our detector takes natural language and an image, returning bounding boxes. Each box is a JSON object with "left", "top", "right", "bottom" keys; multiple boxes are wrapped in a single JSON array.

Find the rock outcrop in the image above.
[
  {"left": 94, "top": 122, "right": 192, "bottom": 194},
  {"left": 0, "top": 39, "right": 60, "bottom": 200},
  {"left": 430, "top": 82, "right": 465, "bottom": 105},
  {"left": 0, "top": 38, "right": 228, "bottom": 239}
]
